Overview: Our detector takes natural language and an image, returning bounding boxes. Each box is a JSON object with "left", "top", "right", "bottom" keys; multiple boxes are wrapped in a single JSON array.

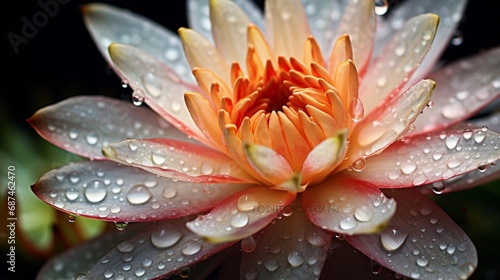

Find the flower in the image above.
[{"left": 29, "top": 0, "right": 500, "bottom": 279}]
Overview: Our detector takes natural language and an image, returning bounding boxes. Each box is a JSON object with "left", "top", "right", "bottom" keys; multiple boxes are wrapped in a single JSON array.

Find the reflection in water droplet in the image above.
[
  {"left": 115, "top": 221, "right": 128, "bottom": 231},
  {"left": 432, "top": 181, "right": 446, "bottom": 194},
  {"left": 374, "top": 0, "right": 389, "bottom": 16},
  {"left": 68, "top": 214, "right": 76, "bottom": 223}
]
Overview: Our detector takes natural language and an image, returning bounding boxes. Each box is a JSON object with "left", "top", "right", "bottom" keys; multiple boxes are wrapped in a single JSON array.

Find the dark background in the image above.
[{"left": 2, "top": 0, "right": 500, "bottom": 279}]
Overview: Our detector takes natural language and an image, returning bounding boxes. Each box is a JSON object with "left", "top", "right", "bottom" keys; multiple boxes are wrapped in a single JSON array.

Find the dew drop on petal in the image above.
[
  {"left": 354, "top": 206, "right": 373, "bottom": 222},
  {"left": 264, "top": 259, "right": 279, "bottom": 272},
  {"left": 431, "top": 181, "right": 446, "bottom": 194},
  {"left": 84, "top": 180, "right": 107, "bottom": 203},
  {"left": 85, "top": 132, "right": 99, "bottom": 146},
  {"left": 287, "top": 251, "right": 305, "bottom": 267},
  {"left": 230, "top": 213, "right": 249, "bottom": 228},
  {"left": 339, "top": 217, "right": 357, "bottom": 230},
  {"left": 126, "top": 185, "right": 152, "bottom": 205},
  {"left": 132, "top": 88, "right": 145, "bottom": 106},
  {"left": 68, "top": 214, "right": 76, "bottom": 223},
  {"left": 151, "top": 224, "right": 183, "bottom": 248},
  {"left": 374, "top": 0, "right": 389, "bottom": 15},
  {"left": 115, "top": 221, "right": 128, "bottom": 231},
  {"left": 380, "top": 226, "right": 408, "bottom": 252},
  {"left": 181, "top": 240, "right": 202, "bottom": 255},
  {"left": 237, "top": 194, "right": 258, "bottom": 212},
  {"left": 163, "top": 186, "right": 177, "bottom": 199},
  {"left": 351, "top": 158, "right": 366, "bottom": 172},
  {"left": 65, "top": 188, "right": 79, "bottom": 201},
  {"left": 371, "top": 261, "right": 382, "bottom": 274},
  {"left": 241, "top": 236, "right": 256, "bottom": 253}
]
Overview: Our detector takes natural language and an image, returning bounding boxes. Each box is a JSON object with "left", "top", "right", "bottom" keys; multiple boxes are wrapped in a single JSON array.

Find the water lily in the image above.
[{"left": 29, "top": 0, "right": 500, "bottom": 279}]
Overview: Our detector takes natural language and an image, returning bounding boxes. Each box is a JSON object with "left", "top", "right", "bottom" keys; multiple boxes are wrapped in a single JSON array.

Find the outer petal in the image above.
[
  {"left": 240, "top": 198, "right": 333, "bottom": 279},
  {"left": 36, "top": 223, "right": 147, "bottom": 279},
  {"left": 360, "top": 14, "right": 439, "bottom": 114},
  {"left": 302, "top": 0, "right": 347, "bottom": 56},
  {"left": 103, "top": 138, "right": 255, "bottom": 183},
  {"left": 210, "top": 0, "right": 252, "bottom": 67},
  {"left": 265, "top": 0, "right": 311, "bottom": 58},
  {"left": 413, "top": 47, "right": 500, "bottom": 134},
  {"left": 186, "top": 186, "right": 296, "bottom": 243},
  {"left": 82, "top": 3, "right": 194, "bottom": 83},
  {"left": 187, "top": 0, "right": 265, "bottom": 43},
  {"left": 346, "top": 189, "right": 477, "bottom": 280},
  {"left": 86, "top": 218, "right": 235, "bottom": 279},
  {"left": 470, "top": 111, "right": 500, "bottom": 133},
  {"left": 335, "top": 0, "right": 376, "bottom": 76},
  {"left": 28, "top": 96, "right": 184, "bottom": 160},
  {"left": 32, "top": 161, "right": 251, "bottom": 222},
  {"left": 108, "top": 43, "right": 206, "bottom": 143},
  {"left": 349, "top": 126, "right": 500, "bottom": 188},
  {"left": 343, "top": 79, "right": 435, "bottom": 169},
  {"left": 373, "top": 0, "right": 467, "bottom": 88},
  {"left": 419, "top": 167, "right": 500, "bottom": 195},
  {"left": 302, "top": 176, "right": 396, "bottom": 235}
]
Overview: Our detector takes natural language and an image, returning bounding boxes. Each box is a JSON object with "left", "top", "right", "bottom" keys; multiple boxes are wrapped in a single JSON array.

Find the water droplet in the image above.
[
  {"left": 474, "top": 131, "right": 486, "bottom": 143},
  {"left": 127, "top": 185, "right": 152, "bottom": 204},
  {"left": 307, "top": 232, "right": 327, "bottom": 247},
  {"left": 85, "top": 132, "right": 99, "bottom": 145},
  {"left": 163, "top": 186, "right": 177, "bottom": 199},
  {"left": 477, "top": 163, "right": 488, "bottom": 172},
  {"left": 264, "top": 259, "right": 279, "bottom": 271},
  {"left": 230, "top": 213, "right": 249, "bottom": 228},
  {"left": 380, "top": 226, "right": 408, "bottom": 251},
  {"left": 282, "top": 206, "right": 293, "bottom": 217},
  {"left": 374, "top": 0, "right": 389, "bottom": 15},
  {"left": 84, "top": 180, "right": 107, "bottom": 203},
  {"left": 178, "top": 267, "right": 190, "bottom": 278},
  {"left": 115, "top": 221, "right": 128, "bottom": 231},
  {"left": 181, "top": 240, "right": 202, "bottom": 255},
  {"left": 117, "top": 240, "right": 135, "bottom": 253},
  {"left": 445, "top": 135, "right": 460, "bottom": 149},
  {"left": 121, "top": 79, "right": 129, "bottom": 88},
  {"left": 68, "top": 214, "right": 76, "bottom": 223},
  {"left": 416, "top": 256, "right": 429, "bottom": 267},
  {"left": 151, "top": 224, "right": 183, "bottom": 248},
  {"left": 339, "top": 217, "right": 357, "bottom": 230},
  {"left": 426, "top": 100, "right": 434, "bottom": 108},
  {"left": 135, "top": 267, "right": 145, "bottom": 277},
  {"left": 451, "top": 31, "right": 464, "bottom": 46},
  {"left": 68, "top": 129, "right": 78, "bottom": 140},
  {"left": 354, "top": 206, "right": 373, "bottom": 222},
  {"left": 65, "top": 188, "right": 79, "bottom": 201},
  {"left": 237, "top": 194, "right": 258, "bottom": 212},
  {"left": 241, "top": 236, "right": 256, "bottom": 253},
  {"left": 432, "top": 181, "right": 446, "bottom": 194},
  {"left": 287, "top": 251, "right": 305, "bottom": 267},
  {"left": 200, "top": 162, "right": 214, "bottom": 175},
  {"left": 132, "top": 88, "right": 145, "bottom": 106},
  {"left": 400, "top": 160, "right": 417, "bottom": 174},
  {"left": 351, "top": 158, "right": 366, "bottom": 172}
]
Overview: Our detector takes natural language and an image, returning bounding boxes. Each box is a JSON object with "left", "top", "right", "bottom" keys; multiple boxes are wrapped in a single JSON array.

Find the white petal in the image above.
[
  {"left": 32, "top": 161, "right": 251, "bottom": 222},
  {"left": 82, "top": 3, "right": 194, "bottom": 83},
  {"left": 302, "top": 176, "right": 396, "bottom": 235},
  {"left": 349, "top": 126, "right": 500, "bottom": 188},
  {"left": 302, "top": 0, "right": 347, "bottom": 56},
  {"left": 186, "top": 186, "right": 296, "bottom": 243},
  {"left": 240, "top": 198, "right": 332, "bottom": 279},
  {"left": 108, "top": 43, "right": 205, "bottom": 142},
  {"left": 103, "top": 138, "right": 254, "bottom": 183},
  {"left": 347, "top": 189, "right": 477, "bottom": 280},
  {"left": 413, "top": 47, "right": 500, "bottom": 134},
  {"left": 265, "top": 0, "right": 311, "bottom": 58},
  {"left": 361, "top": 14, "right": 439, "bottom": 114}
]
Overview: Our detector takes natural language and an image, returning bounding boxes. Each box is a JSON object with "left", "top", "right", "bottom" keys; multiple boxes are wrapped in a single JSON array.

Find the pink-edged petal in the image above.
[
  {"left": 240, "top": 198, "right": 333, "bottom": 279},
  {"left": 37, "top": 223, "right": 147, "bottom": 279},
  {"left": 186, "top": 186, "right": 296, "bottom": 243},
  {"left": 303, "top": 0, "right": 347, "bottom": 56},
  {"left": 243, "top": 143, "right": 295, "bottom": 187},
  {"left": 413, "top": 47, "right": 500, "bottom": 134},
  {"left": 419, "top": 166, "right": 500, "bottom": 195},
  {"left": 210, "top": 0, "right": 252, "bottom": 67},
  {"left": 108, "top": 43, "right": 207, "bottom": 143},
  {"left": 349, "top": 126, "right": 500, "bottom": 188},
  {"left": 265, "top": 0, "right": 311, "bottom": 58},
  {"left": 302, "top": 176, "right": 396, "bottom": 235},
  {"left": 301, "top": 129, "right": 348, "bottom": 184},
  {"left": 32, "top": 161, "right": 251, "bottom": 222},
  {"left": 86, "top": 218, "right": 235, "bottom": 279},
  {"left": 103, "top": 138, "right": 255, "bottom": 183},
  {"left": 28, "top": 96, "right": 184, "bottom": 160},
  {"left": 82, "top": 3, "right": 194, "bottom": 83},
  {"left": 335, "top": 0, "right": 376, "bottom": 76},
  {"left": 346, "top": 189, "right": 477, "bottom": 280},
  {"left": 361, "top": 14, "right": 439, "bottom": 114},
  {"left": 344, "top": 79, "right": 435, "bottom": 169},
  {"left": 376, "top": 0, "right": 467, "bottom": 89}
]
